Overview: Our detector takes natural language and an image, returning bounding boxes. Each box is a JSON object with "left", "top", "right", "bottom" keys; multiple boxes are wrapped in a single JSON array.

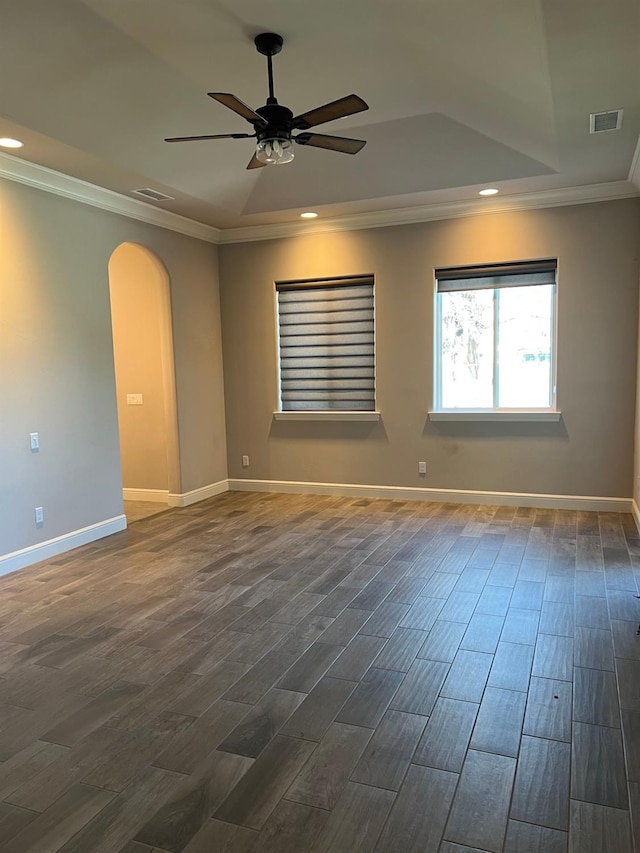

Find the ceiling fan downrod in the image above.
[{"left": 254, "top": 32, "right": 283, "bottom": 105}]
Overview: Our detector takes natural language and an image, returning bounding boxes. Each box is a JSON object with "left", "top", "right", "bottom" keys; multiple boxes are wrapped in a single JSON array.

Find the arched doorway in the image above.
[{"left": 108, "top": 243, "right": 180, "bottom": 520}]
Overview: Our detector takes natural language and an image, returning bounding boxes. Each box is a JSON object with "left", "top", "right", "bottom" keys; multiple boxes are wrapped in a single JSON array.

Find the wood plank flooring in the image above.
[{"left": 1, "top": 491, "right": 640, "bottom": 852}]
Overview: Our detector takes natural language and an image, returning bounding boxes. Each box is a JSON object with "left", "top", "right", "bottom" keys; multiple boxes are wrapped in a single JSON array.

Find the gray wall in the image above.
[
  {"left": 635, "top": 253, "right": 640, "bottom": 510},
  {"left": 220, "top": 199, "right": 640, "bottom": 499},
  {"left": 2, "top": 178, "right": 638, "bottom": 566},
  {"left": 0, "top": 177, "right": 226, "bottom": 558}
]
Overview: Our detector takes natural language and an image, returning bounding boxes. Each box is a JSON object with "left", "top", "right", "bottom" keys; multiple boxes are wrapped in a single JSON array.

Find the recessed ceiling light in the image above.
[
  {"left": 479, "top": 188, "right": 499, "bottom": 196},
  {"left": 300, "top": 212, "right": 318, "bottom": 219},
  {"left": 0, "top": 137, "right": 24, "bottom": 149}
]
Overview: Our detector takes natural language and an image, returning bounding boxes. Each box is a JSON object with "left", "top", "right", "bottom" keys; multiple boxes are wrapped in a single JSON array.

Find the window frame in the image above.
[
  {"left": 432, "top": 259, "right": 559, "bottom": 419},
  {"left": 274, "top": 274, "right": 380, "bottom": 420}
]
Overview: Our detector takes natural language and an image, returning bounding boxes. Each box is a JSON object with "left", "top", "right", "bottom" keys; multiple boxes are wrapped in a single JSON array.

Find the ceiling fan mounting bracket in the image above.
[{"left": 254, "top": 33, "right": 284, "bottom": 57}]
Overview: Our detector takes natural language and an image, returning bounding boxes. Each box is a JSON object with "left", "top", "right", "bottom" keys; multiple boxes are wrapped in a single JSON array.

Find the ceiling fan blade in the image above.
[
  {"left": 294, "top": 133, "right": 366, "bottom": 155},
  {"left": 165, "top": 133, "right": 254, "bottom": 142},
  {"left": 247, "top": 152, "right": 267, "bottom": 170},
  {"left": 208, "top": 93, "right": 265, "bottom": 124},
  {"left": 292, "top": 95, "right": 368, "bottom": 130}
]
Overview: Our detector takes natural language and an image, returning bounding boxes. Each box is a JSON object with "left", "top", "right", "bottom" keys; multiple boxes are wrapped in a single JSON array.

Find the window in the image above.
[
  {"left": 276, "top": 275, "right": 375, "bottom": 412},
  {"left": 434, "top": 260, "right": 557, "bottom": 413}
]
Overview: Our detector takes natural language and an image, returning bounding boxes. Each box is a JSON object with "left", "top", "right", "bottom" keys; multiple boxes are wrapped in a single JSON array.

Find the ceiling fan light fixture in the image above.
[
  {"left": 479, "top": 188, "right": 499, "bottom": 196},
  {"left": 255, "top": 137, "right": 295, "bottom": 165},
  {"left": 300, "top": 211, "right": 318, "bottom": 219}
]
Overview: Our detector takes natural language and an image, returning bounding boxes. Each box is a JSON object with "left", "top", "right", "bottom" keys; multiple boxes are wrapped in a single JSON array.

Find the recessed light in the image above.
[
  {"left": 0, "top": 137, "right": 24, "bottom": 149},
  {"left": 479, "top": 188, "right": 499, "bottom": 196},
  {"left": 300, "top": 211, "right": 318, "bottom": 219}
]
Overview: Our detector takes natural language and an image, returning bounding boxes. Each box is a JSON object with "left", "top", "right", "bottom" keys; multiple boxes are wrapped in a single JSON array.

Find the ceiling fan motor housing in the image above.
[{"left": 255, "top": 103, "right": 294, "bottom": 143}]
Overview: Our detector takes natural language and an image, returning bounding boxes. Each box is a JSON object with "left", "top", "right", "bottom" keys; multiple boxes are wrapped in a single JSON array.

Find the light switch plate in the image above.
[{"left": 30, "top": 432, "right": 39, "bottom": 451}]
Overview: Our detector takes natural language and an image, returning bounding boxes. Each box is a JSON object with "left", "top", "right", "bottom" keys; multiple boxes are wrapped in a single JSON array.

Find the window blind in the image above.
[
  {"left": 276, "top": 275, "right": 375, "bottom": 411},
  {"left": 436, "top": 259, "right": 557, "bottom": 293}
]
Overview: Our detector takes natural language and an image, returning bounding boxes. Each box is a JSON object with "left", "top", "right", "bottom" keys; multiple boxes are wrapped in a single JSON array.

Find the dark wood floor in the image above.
[{"left": 1, "top": 491, "right": 640, "bottom": 852}]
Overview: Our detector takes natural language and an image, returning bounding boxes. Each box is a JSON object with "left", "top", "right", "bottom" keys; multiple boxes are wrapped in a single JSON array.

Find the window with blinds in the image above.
[
  {"left": 434, "top": 259, "right": 557, "bottom": 411},
  {"left": 276, "top": 275, "right": 375, "bottom": 411}
]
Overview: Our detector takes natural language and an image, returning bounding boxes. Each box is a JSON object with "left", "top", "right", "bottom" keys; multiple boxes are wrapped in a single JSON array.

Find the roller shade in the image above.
[
  {"left": 436, "top": 259, "right": 557, "bottom": 293},
  {"left": 276, "top": 276, "right": 375, "bottom": 411}
]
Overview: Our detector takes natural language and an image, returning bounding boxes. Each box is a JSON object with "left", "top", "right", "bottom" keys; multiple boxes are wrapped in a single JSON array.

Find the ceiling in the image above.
[{"left": 1, "top": 0, "right": 639, "bottom": 231}]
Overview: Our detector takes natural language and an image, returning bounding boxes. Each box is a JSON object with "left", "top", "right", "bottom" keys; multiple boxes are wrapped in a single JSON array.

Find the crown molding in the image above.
[
  {"left": 629, "top": 136, "right": 640, "bottom": 191},
  {"left": 0, "top": 152, "right": 221, "bottom": 244},
  {"left": 1, "top": 149, "right": 637, "bottom": 247},
  {"left": 219, "top": 180, "right": 639, "bottom": 244}
]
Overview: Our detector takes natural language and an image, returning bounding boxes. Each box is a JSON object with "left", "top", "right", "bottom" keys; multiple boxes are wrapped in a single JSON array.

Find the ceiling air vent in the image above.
[
  {"left": 589, "top": 109, "right": 623, "bottom": 133},
  {"left": 132, "top": 187, "right": 174, "bottom": 202}
]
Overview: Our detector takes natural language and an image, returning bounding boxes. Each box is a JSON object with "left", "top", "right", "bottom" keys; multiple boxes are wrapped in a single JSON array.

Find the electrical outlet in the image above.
[
  {"left": 34, "top": 506, "right": 44, "bottom": 525},
  {"left": 126, "top": 393, "right": 143, "bottom": 405},
  {"left": 418, "top": 461, "right": 427, "bottom": 475},
  {"left": 242, "top": 455, "right": 250, "bottom": 467}
]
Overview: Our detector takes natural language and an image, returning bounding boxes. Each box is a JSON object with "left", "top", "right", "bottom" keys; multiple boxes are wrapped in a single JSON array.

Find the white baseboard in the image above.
[
  {"left": 122, "top": 488, "right": 169, "bottom": 503},
  {"left": 0, "top": 515, "right": 127, "bottom": 577},
  {"left": 228, "top": 478, "right": 633, "bottom": 513},
  {"left": 632, "top": 501, "right": 640, "bottom": 534},
  {"left": 168, "top": 479, "right": 229, "bottom": 507}
]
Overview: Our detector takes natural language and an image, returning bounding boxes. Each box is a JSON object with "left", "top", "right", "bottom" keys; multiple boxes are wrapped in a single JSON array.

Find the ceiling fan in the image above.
[{"left": 165, "top": 32, "right": 369, "bottom": 169}]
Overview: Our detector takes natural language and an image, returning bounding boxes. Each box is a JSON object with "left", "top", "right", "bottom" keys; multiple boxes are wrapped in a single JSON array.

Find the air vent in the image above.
[
  {"left": 589, "top": 109, "right": 623, "bottom": 133},
  {"left": 132, "top": 187, "right": 174, "bottom": 202}
]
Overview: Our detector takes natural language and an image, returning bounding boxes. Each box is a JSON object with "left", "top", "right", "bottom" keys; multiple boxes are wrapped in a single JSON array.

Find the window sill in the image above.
[
  {"left": 429, "top": 410, "right": 562, "bottom": 422},
  {"left": 273, "top": 411, "right": 381, "bottom": 422}
]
